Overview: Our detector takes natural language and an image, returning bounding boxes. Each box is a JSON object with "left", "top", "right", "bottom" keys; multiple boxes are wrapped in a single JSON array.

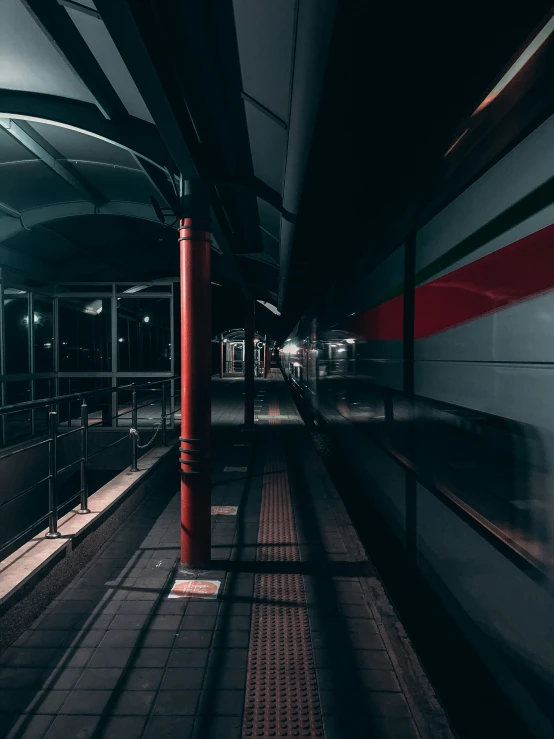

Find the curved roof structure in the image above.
[{"left": 0, "top": 0, "right": 337, "bottom": 312}]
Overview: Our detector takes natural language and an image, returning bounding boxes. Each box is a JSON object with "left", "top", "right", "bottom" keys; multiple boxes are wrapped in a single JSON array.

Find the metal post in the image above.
[
  {"left": 179, "top": 180, "right": 211, "bottom": 567},
  {"left": 46, "top": 405, "right": 61, "bottom": 539},
  {"left": 79, "top": 399, "right": 90, "bottom": 513},
  {"left": 244, "top": 301, "right": 255, "bottom": 426},
  {"left": 130, "top": 385, "right": 138, "bottom": 471},
  {"left": 161, "top": 381, "right": 167, "bottom": 447},
  {"left": 264, "top": 334, "right": 269, "bottom": 378},
  {"left": 220, "top": 334, "right": 224, "bottom": 378}
]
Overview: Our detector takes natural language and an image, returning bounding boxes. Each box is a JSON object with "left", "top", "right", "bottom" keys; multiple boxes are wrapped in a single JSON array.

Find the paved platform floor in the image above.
[{"left": 0, "top": 374, "right": 453, "bottom": 739}]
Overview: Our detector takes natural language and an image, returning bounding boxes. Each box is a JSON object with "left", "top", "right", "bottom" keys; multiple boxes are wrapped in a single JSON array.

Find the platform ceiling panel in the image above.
[
  {"left": 260, "top": 229, "right": 280, "bottom": 264},
  {"left": 245, "top": 102, "right": 287, "bottom": 195},
  {"left": 0, "top": 160, "right": 86, "bottom": 211},
  {"left": 46, "top": 213, "right": 166, "bottom": 254},
  {"left": 66, "top": 7, "right": 154, "bottom": 124},
  {"left": 28, "top": 122, "right": 141, "bottom": 170},
  {"left": 233, "top": 0, "right": 295, "bottom": 122},
  {"left": 257, "top": 197, "right": 281, "bottom": 241},
  {"left": 0, "top": 127, "right": 36, "bottom": 165},
  {"left": 0, "top": 0, "right": 95, "bottom": 104},
  {"left": 4, "top": 227, "right": 79, "bottom": 264},
  {"left": 70, "top": 162, "right": 158, "bottom": 205}
]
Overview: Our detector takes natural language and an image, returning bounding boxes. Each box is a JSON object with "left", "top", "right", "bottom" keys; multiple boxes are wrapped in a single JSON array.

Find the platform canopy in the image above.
[{"left": 0, "top": 0, "right": 336, "bottom": 312}]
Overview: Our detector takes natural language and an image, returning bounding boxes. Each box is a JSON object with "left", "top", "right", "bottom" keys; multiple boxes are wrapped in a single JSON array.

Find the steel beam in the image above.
[
  {"left": 244, "top": 300, "right": 255, "bottom": 426},
  {"left": 23, "top": 0, "right": 126, "bottom": 120},
  {"left": 0, "top": 201, "right": 21, "bottom": 219},
  {"left": 0, "top": 119, "right": 106, "bottom": 205},
  {"left": 94, "top": 0, "right": 250, "bottom": 300}
]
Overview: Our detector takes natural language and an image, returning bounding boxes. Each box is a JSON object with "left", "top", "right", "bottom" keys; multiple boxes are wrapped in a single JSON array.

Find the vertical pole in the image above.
[
  {"left": 161, "top": 381, "right": 167, "bottom": 447},
  {"left": 244, "top": 301, "right": 255, "bottom": 426},
  {"left": 219, "top": 334, "right": 224, "bottom": 378},
  {"left": 111, "top": 284, "right": 117, "bottom": 428},
  {"left": 46, "top": 405, "right": 60, "bottom": 538},
  {"left": 179, "top": 180, "right": 211, "bottom": 568},
  {"left": 264, "top": 334, "right": 269, "bottom": 378},
  {"left": 403, "top": 231, "right": 417, "bottom": 560},
  {"left": 131, "top": 385, "right": 138, "bottom": 471},
  {"left": 79, "top": 399, "right": 90, "bottom": 513},
  {"left": 29, "top": 291, "right": 35, "bottom": 437}
]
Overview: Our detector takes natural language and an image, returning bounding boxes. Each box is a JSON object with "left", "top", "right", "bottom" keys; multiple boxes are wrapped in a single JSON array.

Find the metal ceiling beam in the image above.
[
  {"left": 0, "top": 90, "right": 171, "bottom": 173},
  {"left": 22, "top": 0, "right": 125, "bottom": 120},
  {"left": 57, "top": 0, "right": 101, "bottom": 21},
  {"left": 0, "top": 200, "right": 175, "bottom": 244},
  {"left": 130, "top": 153, "right": 180, "bottom": 218},
  {"left": 0, "top": 201, "right": 21, "bottom": 219},
  {"left": 94, "top": 0, "right": 250, "bottom": 300},
  {"left": 0, "top": 119, "right": 106, "bottom": 205}
]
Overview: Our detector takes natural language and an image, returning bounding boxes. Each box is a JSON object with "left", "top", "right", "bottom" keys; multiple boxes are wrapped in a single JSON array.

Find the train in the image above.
[{"left": 281, "top": 11, "right": 554, "bottom": 738}]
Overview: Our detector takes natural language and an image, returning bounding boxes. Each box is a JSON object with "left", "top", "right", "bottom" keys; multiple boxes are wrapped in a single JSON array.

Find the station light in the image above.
[
  {"left": 143, "top": 316, "right": 150, "bottom": 323},
  {"left": 345, "top": 338, "right": 355, "bottom": 344},
  {"left": 118, "top": 338, "right": 124, "bottom": 343}
]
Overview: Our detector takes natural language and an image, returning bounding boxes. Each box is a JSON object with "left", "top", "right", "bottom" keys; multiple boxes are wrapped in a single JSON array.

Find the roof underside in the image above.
[{"left": 0, "top": 0, "right": 337, "bottom": 318}]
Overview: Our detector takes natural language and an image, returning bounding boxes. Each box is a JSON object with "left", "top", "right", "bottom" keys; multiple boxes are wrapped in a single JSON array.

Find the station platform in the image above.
[{"left": 0, "top": 374, "right": 452, "bottom": 739}]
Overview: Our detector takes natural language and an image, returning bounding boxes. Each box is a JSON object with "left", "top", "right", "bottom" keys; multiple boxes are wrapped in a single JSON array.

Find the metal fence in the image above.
[{"left": 0, "top": 376, "right": 180, "bottom": 556}]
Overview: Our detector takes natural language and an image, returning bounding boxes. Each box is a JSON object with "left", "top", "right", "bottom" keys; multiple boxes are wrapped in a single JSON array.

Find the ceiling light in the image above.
[{"left": 123, "top": 285, "right": 148, "bottom": 294}]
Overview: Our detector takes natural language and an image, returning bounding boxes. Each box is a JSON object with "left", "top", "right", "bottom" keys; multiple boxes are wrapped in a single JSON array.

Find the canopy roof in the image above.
[{"left": 0, "top": 0, "right": 336, "bottom": 314}]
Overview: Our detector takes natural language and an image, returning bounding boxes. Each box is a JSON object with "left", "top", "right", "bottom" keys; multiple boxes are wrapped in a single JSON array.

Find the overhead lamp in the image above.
[
  {"left": 345, "top": 338, "right": 355, "bottom": 344},
  {"left": 143, "top": 316, "right": 150, "bottom": 323},
  {"left": 123, "top": 285, "right": 148, "bottom": 294}
]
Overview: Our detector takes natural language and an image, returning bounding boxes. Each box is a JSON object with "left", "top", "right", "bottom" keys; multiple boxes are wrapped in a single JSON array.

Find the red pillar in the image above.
[
  {"left": 179, "top": 205, "right": 211, "bottom": 567},
  {"left": 244, "top": 301, "right": 255, "bottom": 426},
  {"left": 219, "top": 334, "right": 224, "bottom": 378}
]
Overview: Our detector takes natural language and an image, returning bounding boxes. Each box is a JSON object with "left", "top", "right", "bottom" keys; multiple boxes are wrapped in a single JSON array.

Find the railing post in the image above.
[
  {"left": 161, "top": 381, "right": 167, "bottom": 447},
  {"left": 78, "top": 399, "right": 90, "bottom": 514},
  {"left": 45, "top": 405, "right": 61, "bottom": 539},
  {"left": 130, "top": 385, "right": 138, "bottom": 471}
]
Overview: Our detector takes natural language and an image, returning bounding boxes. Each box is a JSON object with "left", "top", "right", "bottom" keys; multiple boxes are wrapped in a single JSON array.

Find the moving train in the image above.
[{"left": 282, "top": 12, "right": 554, "bottom": 738}]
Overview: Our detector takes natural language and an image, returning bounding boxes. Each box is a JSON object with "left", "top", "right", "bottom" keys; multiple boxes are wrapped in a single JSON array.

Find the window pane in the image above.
[
  {"left": 33, "top": 296, "right": 54, "bottom": 373},
  {"left": 4, "top": 289, "right": 29, "bottom": 374},
  {"left": 117, "top": 298, "right": 171, "bottom": 371},
  {"left": 59, "top": 297, "right": 112, "bottom": 372},
  {"left": 4, "top": 381, "right": 31, "bottom": 444}
]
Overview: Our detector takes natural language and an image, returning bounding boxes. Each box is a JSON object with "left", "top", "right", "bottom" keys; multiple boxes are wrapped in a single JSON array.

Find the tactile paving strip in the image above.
[{"left": 243, "top": 401, "right": 323, "bottom": 738}]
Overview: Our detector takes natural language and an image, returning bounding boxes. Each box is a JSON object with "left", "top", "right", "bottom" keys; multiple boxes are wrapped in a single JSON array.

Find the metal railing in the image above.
[{"left": 0, "top": 376, "right": 180, "bottom": 555}]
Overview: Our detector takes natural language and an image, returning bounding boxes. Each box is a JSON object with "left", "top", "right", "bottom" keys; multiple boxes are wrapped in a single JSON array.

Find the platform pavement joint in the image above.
[{"left": 0, "top": 376, "right": 453, "bottom": 739}]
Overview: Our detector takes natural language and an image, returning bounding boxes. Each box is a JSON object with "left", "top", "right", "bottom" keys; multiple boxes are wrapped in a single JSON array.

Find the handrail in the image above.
[
  {"left": 0, "top": 376, "right": 175, "bottom": 417},
  {"left": 0, "top": 375, "right": 180, "bottom": 558}
]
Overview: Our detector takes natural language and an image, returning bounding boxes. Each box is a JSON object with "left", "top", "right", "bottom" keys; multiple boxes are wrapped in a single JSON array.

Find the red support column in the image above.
[
  {"left": 219, "top": 334, "right": 224, "bottom": 378},
  {"left": 244, "top": 301, "right": 255, "bottom": 426},
  {"left": 179, "top": 204, "right": 211, "bottom": 567}
]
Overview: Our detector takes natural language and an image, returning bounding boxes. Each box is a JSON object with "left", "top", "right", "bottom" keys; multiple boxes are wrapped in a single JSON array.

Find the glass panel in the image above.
[
  {"left": 117, "top": 298, "right": 171, "bottom": 372},
  {"left": 33, "top": 296, "right": 54, "bottom": 373},
  {"left": 116, "top": 377, "right": 167, "bottom": 427},
  {"left": 117, "top": 284, "right": 171, "bottom": 294},
  {"left": 4, "top": 289, "right": 29, "bottom": 374},
  {"left": 58, "top": 377, "right": 112, "bottom": 427},
  {"left": 56, "top": 284, "right": 112, "bottom": 293},
  {"left": 33, "top": 378, "right": 55, "bottom": 435},
  {"left": 4, "top": 381, "right": 31, "bottom": 444},
  {"left": 59, "top": 297, "right": 112, "bottom": 372}
]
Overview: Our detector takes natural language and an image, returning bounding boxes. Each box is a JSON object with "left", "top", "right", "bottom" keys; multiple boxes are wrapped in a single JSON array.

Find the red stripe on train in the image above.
[{"left": 347, "top": 222, "right": 554, "bottom": 340}]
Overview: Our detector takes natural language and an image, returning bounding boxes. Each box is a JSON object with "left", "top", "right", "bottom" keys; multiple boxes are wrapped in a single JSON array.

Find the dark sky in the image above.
[{"left": 281, "top": 0, "right": 553, "bottom": 332}]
